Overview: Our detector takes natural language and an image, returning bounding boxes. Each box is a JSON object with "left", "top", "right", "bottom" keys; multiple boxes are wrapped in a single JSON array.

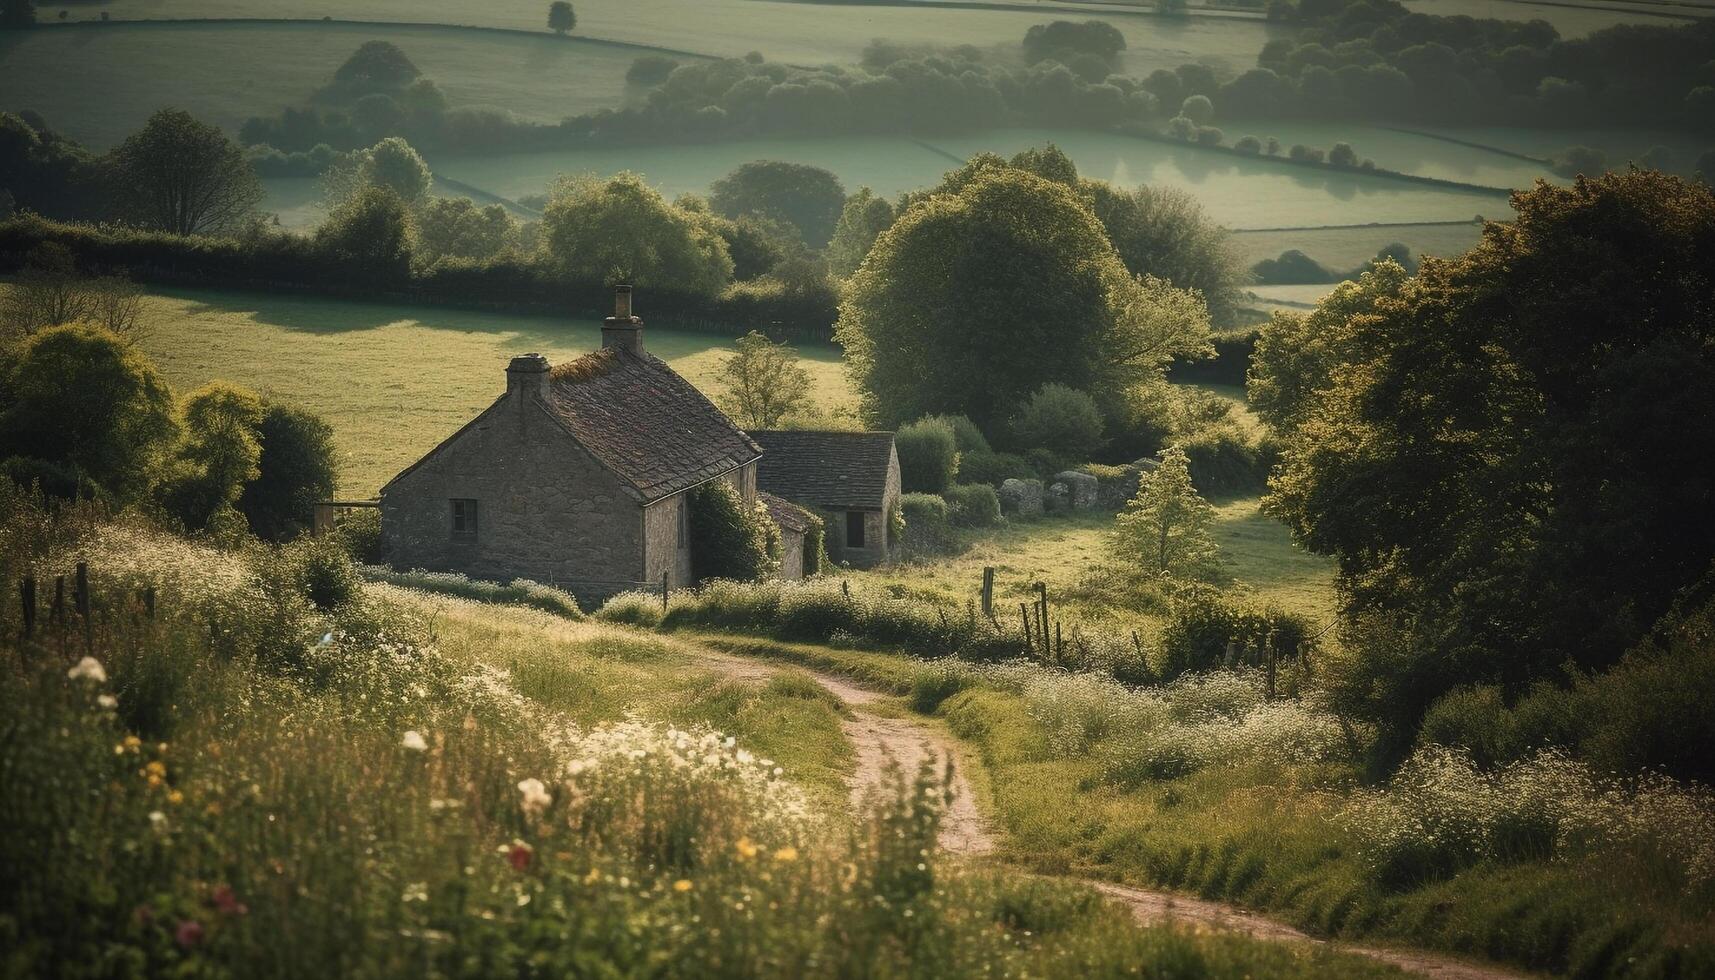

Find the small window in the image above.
[
  {"left": 846, "top": 509, "right": 866, "bottom": 549},
  {"left": 677, "top": 496, "right": 689, "bottom": 550},
  {"left": 450, "top": 498, "right": 478, "bottom": 539}
]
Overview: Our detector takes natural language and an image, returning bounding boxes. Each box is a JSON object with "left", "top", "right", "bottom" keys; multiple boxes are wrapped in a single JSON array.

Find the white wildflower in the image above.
[
  {"left": 67, "top": 657, "right": 107, "bottom": 683},
  {"left": 97, "top": 694, "right": 118, "bottom": 710},
  {"left": 517, "top": 778, "right": 552, "bottom": 817},
  {"left": 401, "top": 730, "right": 428, "bottom": 752}
]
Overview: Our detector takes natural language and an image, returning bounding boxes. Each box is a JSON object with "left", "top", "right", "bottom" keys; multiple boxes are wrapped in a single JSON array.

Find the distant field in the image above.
[
  {"left": 1223, "top": 122, "right": 1551, "bottom": 188},
  {"left": 120, "top": 287, "right": 858, "bottom": 496},
  {"left": 50, "top": 0, "right": 1289, "bottom": 73},
  {"left": 1401, "top": 0, "right": 1707, "bottom": 35},
  {"left": 1231, "top": 222, "right": 1484, "bottom": 268},
  {"left": 0, "top": 22, "right": 653, "bottom": 150},
  {"left": 435, "top": 127, "right": 1516, "bottom": 229}
]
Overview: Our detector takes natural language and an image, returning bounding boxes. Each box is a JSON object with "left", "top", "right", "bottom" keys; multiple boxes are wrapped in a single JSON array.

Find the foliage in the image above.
[
  {"left": 838, "top": 168, "right": 1209, "bottom": 430},
  {"left": 1085, "top": 182, "right": 1245, "bottom": 328},
  {"left": 956, "top": 450, "right": 1033, "bottom": 488},
  {"left": 287, "top": 532, "right": 360, "bottom": 611},
  {"left": 1112, "top": 447, "right": 1217, "bottom": 581},
  {"left": 626, "top": 55, "right": 679, "bottom": 85},
  {"left": 332, "top": 40, "right": 420, "bottom": 92},
  {"left": 895, "top": 418, "right": 960, "bottom": 494},
  {"left": 314, "top": 187, "right": 414, "bottom": 279},
  {"left": 709, "top": 161, "right": 846, "bottom": 249},
  {"left": 1155, "top": 590, "right": 1312, "bottom": 681},
  {"left": 159, "top": 382, "right": 267, "bottom": 533},
  {"left": 944, "top": 483, "right": 1001, "bottom": 529},
  {"left": 1250, "top": 248, "right": 1334, "bottom": 285},
  {"left": 716, "top": 330, "right": 812, "bottom": 429},
  {"left": 0, "top": 323, "right": 178, "bottom": 505},
  {"left": 360, "top": 565, "right": 585, "bottom": 619},
  {"left": 899, "top": 493, "right": 957, "bottom": 558},
  {"left": 324, "top": 137, "right": 433, "bottom": 209},
  {"left": 541, "top": 172, "right": 733, "bottom": 296},
  {"left": 547, "top": 0, "right": 576, "bottom": 34},
  {"left": 0, "top": 244, "right": 149, "bottom": 339},
  {"left": 689, "top": 480, "right": 778, "bottom": 583},
  {"left": 414, "top": 196, "right": 519, "bottom": 264},
  {"left": 1010, "top": 383, "right": 1105, "bottom": 461},
  {"left": 921, "top": 413, "right": 990, "bottom": 455},
  {"left": 237, "top": 403, "right": 339, "bottom": 542},
  {"left": 1266, "top": 172, "right": 1715, "bottom": 736},
  {"left": 109, "top": 109, "right": 263, "bottom": 236},
  {"left": 1176, "top": 426, "right": 1269, "bottom": 498},
  {"left": 825, "top": 187, "right": 895, "bottom": 277},
  {"left": 1022, "top": 20, "right": 1126, "bottom": 66}
]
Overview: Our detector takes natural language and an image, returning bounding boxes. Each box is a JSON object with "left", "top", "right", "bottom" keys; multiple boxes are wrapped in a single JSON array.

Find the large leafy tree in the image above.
[
  {"left": 0, "top": 324, "right": 179, "bottom": 504},
  {"left": 709, "top": 161, "right": 846, "bottom": 249},
  {"left": 237, "top": 403, "right": 339, "bottom": 541},
  {"left": 541, "top": 172, "right": 733, "bottom": 296},
  {"left": 161, "top": 382, "right": 267, "bottom": 531},
  {"left": 315, "top": 186, "right": 414, "bottom": 278},
  {"left": 1086, "top": 182, "right": 1246, "bottom": 328},
  {"left": 825, "top": 187, "right": 895, "bottom": 277},
  {"left": 109, "top": 109, "right": 263, "bottom": 236},
  {"left": 1267, "top": 171, "right": 1715, "bottom": 728},
  {"left": 837, "top": 168, "right": 1209, "bottom": 429},
  {"left": 547, "top": 1, "right": 576, "bottom": 35}
]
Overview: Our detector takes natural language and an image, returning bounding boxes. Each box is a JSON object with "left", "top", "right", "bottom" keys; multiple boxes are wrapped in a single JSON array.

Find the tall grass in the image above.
[{"left": 360, "top": 564, "right": 584, "bottom": 619}]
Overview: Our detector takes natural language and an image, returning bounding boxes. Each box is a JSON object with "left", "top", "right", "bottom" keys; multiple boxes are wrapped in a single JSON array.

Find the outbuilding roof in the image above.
[
  {"left": 749, "top": 429, "right": 896, "bottom": 510},
  {"left": 759, "top": 491, "right": 814, "bottom": 533},
  {"left": 544, "top": 347, "right": 761, "bottom": 502}
]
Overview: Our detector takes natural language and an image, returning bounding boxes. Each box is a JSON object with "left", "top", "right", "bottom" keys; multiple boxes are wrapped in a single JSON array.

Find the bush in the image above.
[
  {"left": 626, "top": 55, "right": 680, "bottom": 85},
  {"left": 923, "top": 413, "right": 991, "bottom": 454},
  {"left": 944, "top": 483, "right": 1001, "bottom": 528},
  {"left": 957, "top": 450, "right": 1033, "bottom": 487},
  {"left": 899, "top": 492, "right": 957, "bottom": 558},
  {"left": 689, "top": 479, "right": 778, "bottom": 582},
  {"left": 333, "top": 507, "right": 383, "bottom": 563},
  {"left": 1156, "top": 592, "right": 1313, "bottom": 682},
  {"left": 1011, "top": 383, "right": 1105, "bottom": 461},
  {"left": 288, "top": 534, "right": 359, "bottom": 611},
  {"left": 896, "top": 418, "right": 960, "bottom": 493},
  {"left": 1176, "top": 427, "right": 1266, "bottom": 497},
  {"left": 593, "top": 589, "right": 665, "bottom": 627}
]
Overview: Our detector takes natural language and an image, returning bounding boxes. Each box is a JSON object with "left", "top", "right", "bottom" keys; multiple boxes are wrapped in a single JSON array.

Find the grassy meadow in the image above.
[
  {"left": 118, "top": 287, "right": 857, "bottom": 497},
  {"left": 0, "top": 22, "right": 657, "bottom": 151},
  {"left": 1229, "top": 223, "right": 1484, "bottom": 268}
]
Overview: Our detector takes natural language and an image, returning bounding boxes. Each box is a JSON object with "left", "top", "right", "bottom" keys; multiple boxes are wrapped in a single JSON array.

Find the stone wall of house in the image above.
[
  {"left": 777, "top": 527, "right": 805, "bottom": 581},
  {"left": 380, "top": 393, "right": 643, "bottom": 594},
  {"left": 824, "top": 508, "right": 887, "bottom": 568},
  {"left": 641, "top": 493, "right": 693, "bottom": 590}
]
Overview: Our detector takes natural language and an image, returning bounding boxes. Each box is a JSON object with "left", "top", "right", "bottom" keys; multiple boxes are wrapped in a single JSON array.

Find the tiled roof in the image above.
[
  {"left": 749, "top": 429, "right": 896, "bottom": 510},
  {"left": 759, "top": 491, "right": 814, "bottom": 533},
  {"left": 543, "top": 347, "right": 761, "bottom": 503}
]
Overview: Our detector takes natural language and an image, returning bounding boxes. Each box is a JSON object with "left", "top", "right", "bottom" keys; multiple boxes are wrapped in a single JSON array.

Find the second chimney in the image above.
[{"left": 601, "top": 285, "right": 643, "bottom": 354}]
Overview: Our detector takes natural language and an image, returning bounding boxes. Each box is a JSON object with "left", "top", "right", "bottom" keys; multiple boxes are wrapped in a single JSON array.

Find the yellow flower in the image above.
[
  {"left": 123, "top": 736, "right": 142, "bottom": 751},
  {"left": 145, "top": 761, "right": 167, "bottom": 778},
  {"left": 673, "top": 879, "right": 693, "bottom": 893},
  {"left": 147, "top": 774, "right": 163, "bottom": 789},
  {"left": 772, "top": 846, "right": 798, "bottom": 863},
  {"left": 168, "top": 790, "right": 185, "bottom": 806},
  {"left": 735, "top": 837, "right": 758, "bottom": 860},
  {"left": 584, "top": 867, "right": 601, "bottom": 885}
]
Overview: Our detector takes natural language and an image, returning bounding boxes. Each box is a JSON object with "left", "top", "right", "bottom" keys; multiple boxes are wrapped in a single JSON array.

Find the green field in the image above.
[
  {"left": 1230, "top": 222, "right": 1484, "bottom": 268},
  {"left": 0, "top": 22, "right": 655, "bottom": 150},
  {"left": 54, "top": 0, "right": 1289, "bottom": 73},
  {"left": 125, "top": 287, "right": 857, "bottom": 497}
]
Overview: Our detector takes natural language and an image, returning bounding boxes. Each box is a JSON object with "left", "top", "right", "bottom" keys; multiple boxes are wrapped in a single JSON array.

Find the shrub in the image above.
[
  {"left": 899, "top": 492, "right": 957, "bottom": 558},
  {"left": 957, "top": 450, "right": 1033, "bottom": 487},
  {"left": 944, "top": 483, "right": 1001, "bottom": 528},
  {"left": 288, "top": 534, "right": 359, "bottom": 611},
  {"left": 594, "top": 589, "right": 665, "bottom": 627},
  {"left": 238, "top": 402, "right": 338, "bottom": 541},
  {"left": 1011, "top": 383, "right": 1105, "bottom": 461},
  {"left": 923, "top": 413, "right": 991, "bottom": 454},
  {"left": 1156, "top": 592, "right": 1312, "bottom": 682},
  {"left": 689, "top": 479, "right": 777, "bottom": 582},
  {"left": 895, "top": 418, "right": 959, "bottom": 493},
  {"left": 1175, "top": 427, "right": 1265, "bottom": 498},
  {"left": 626, "top": 55, "right": 680, "bottom": 85},
  {"left": 333, "top": 507, "right": 384, "bottom": 563}
]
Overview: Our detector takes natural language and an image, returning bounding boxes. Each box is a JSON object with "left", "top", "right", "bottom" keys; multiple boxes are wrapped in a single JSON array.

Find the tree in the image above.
[
  {"left": 1022, "top": 21, "right": 1126, "bottom": 65},
  {"left": 838, "top": 169, "right": 1209, "bottom": 430},
  {"left": 895, "top": 418, "right": 960, "bottom": 494},
  {"left": 1011, "top": 383, "right": 1106, "bottom": 461},
  {"left": 334, "top": 41, "right": 420, "bottom": 91},
  {"left": 1328, "top": 141, "right": 1359, "bottom": 167},
  {"left": 547, "top": 1, "right": 576, "bottom": 35},
  {"left": 826, "top": 187, "right": 896, "bottom": 277},
  {"left": 540, "top": 172, "right": 732, "bottom": 296},
  {"left": 160, "top": 382, "right": 266, "bottom": 531},
  {"left": 109, "top": 109, "right": 263, "bottom": 236},
  {"left": 237, "top": 403, "right": 339, "bottom": 541},
  {"left": 709, "top": 161, "right": 847, "bottom": 249},
  {"left": 315, "top": 186, "right": 414, "bottom": 278},
  {"left": 0, "top": 244, "right": 151, "bottom": 340},
  {"left": 0, "top": 324, "right": 178, "bottom": 504},
  {"left": 415, "top": 196, "right": 519, "bottom": 263},
  {"left": 1085, "top": 182, "right": 1245, "bottom": 328},
  {"left": 716, "top": 330, "right": 812, "bottom": 429},
  {"left": 1180, "top": 94, "right": 1214, "bottom": 124},
  {"left": 325, "top": 136, "right": 432, "bottom": 208},
  {"left": 1266, "top": 171, "right": 1715, "bottom": 736},
  {"left": 1112, "top": 446, "right": 1217, "bottom": 579}
]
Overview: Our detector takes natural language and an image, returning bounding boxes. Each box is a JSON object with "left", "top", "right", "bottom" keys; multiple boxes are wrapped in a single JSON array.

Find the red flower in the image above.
[
  {"left": 212, "top": 885, "right": 249, "bottom": 917},
  {"left": 507, "top": 842, "right": 533, "bottom": 872},
  {"left": 175, "top": 919, "right": 204, "bottom": 949}
]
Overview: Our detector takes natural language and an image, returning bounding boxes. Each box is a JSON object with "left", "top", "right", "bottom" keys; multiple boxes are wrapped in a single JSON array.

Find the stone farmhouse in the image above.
[
  {"left": 750, "top": 430, "right": 901, "bottom": 568},
  {"left": 377, "top": 287, "right": 899, "bottom": 599}
]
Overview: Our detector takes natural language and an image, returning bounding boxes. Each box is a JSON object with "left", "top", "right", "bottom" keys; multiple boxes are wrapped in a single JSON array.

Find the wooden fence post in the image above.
[
  {"left": 20, "top": 576, "right": 35, "bottom": 639},
  {"left": 980, "top": 566, "right": 994, "bottom": 619},
  {"left": 143, "top": 586, "right": 156, "bottom": 620},
  {"left": 1019, "top": 603, "right": 1032, "bottom": 655},
  {"left": 661, "top": 571, "right": 669, "bottom": 613}
]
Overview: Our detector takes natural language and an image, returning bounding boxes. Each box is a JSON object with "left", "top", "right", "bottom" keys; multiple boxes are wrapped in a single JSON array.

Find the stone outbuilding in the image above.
[
  {"left": 378, "top": 288, "right": 761, "bottom": 604},
  {"left": 759, "top": 491, "right": 816, "bottom": 581},
  {"left": 749, "top": 429, "right": 901, "bottom": 568}
]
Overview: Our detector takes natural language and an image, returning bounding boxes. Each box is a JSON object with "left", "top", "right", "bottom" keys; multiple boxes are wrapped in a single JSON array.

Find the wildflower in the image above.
[
  {"left": 174, "top": 919, "right": 204, "bottom": 948},
  {"left": 97, "top": 694, "right": 118, "bottom": 710},
  {"left": 736, "top": 838, "right": 759, "bottom": 860},
  {"left": 517, "top": 778, "right": 552, "bottom": 818},
  {"left": 168, "top": 790, "right": 185, "bottom": 806},
  {"left": 211, "top": 885, "right": 248, "bottom": 917},
  {"left": 67, "top": 657, "right": 107, "bottom": 683},
  {"left": 673, "top": 879, "right": 693, "bottom": 893},
  {"left": 123, "top": 735, "right": 141, "bottom": 751},
  {"left": 401, "top": 730, "right": 428, "bottom": 752},
  {"left": 505, "top": 841, "right": 533, "bottom": 872},
  {"left": 148, "top": 811, "right": 168, "bottom": 833},
  {"left": 773, "top": 846, "right": 799, "bottom": 862},
  {"left": 402, "top": 882, "right": 429, "bottom": 903}
]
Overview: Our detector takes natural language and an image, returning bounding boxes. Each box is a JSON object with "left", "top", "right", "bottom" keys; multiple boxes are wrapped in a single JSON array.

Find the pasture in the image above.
[
  {"left": 1230, "top": 222, "right": 1483, "bottom": 268},
  {"left": 125, "top": 287, "right": 858, "bottom": 496},
  {"left": 0, "top": 22, "right": 656, "bottom": 150}
]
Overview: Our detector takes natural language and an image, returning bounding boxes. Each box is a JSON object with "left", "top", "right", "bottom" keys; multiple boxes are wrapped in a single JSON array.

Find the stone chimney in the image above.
[
  {"left": 506, "top": 352, "right": 551, "bottom": 400},
  {"left": 601, "top": 285, "right": 643, "bottom": 354}
]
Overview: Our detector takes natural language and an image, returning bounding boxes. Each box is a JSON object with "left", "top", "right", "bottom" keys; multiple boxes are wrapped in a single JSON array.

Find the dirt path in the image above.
[{"left": 691, "top": 646, "right": 1528, "bottom": 980}]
